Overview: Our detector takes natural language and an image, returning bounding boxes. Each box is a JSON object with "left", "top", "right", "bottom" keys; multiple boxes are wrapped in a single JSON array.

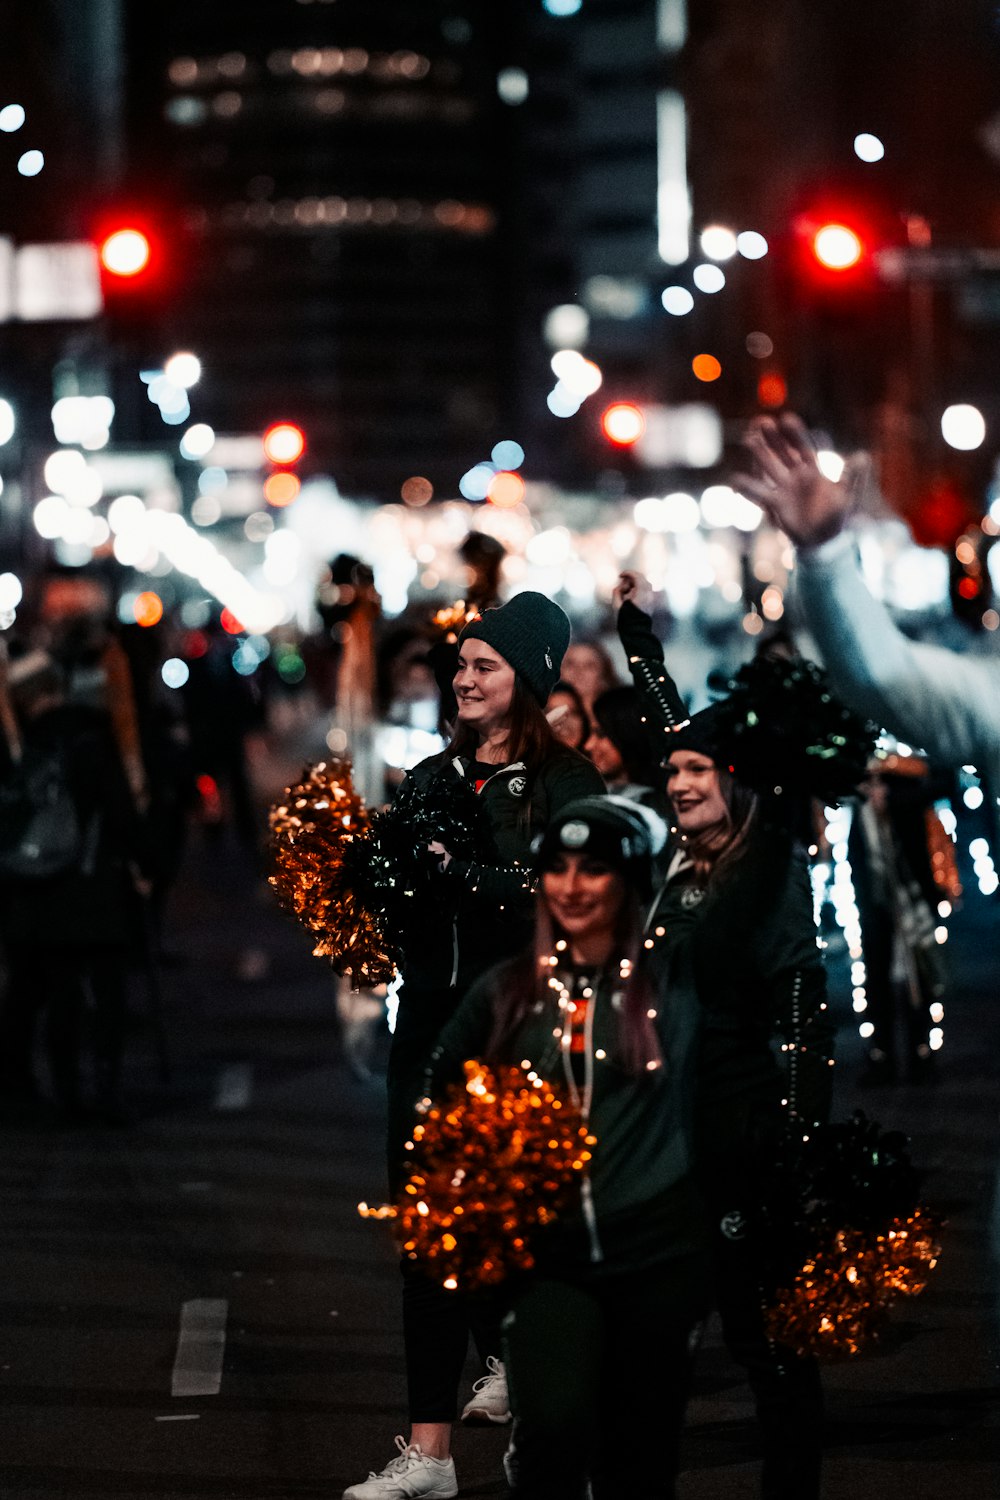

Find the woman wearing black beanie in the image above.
[{"left": 345, "top": 592, "right": 604, "bottom": 1500}]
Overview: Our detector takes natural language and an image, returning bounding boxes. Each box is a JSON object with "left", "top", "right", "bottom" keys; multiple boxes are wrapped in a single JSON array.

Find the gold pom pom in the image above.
[
  {"left": 764, "top": 1207, "right": 942, "bottom": 1360},
  {"left": 359, "top": 1060, "right": 597, "bottom": 1290},
  {"left": 269, "top": 759, "right": 395, "bottom": 987}
]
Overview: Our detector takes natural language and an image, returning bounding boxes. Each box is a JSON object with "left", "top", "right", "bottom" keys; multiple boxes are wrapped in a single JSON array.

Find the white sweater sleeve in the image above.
[{"left": 796, "top": 533, "right": 1000, "bottom": 772}]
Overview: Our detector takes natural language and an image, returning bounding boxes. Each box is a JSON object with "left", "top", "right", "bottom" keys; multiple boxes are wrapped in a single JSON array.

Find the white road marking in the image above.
[
  {"left": 171, "top": 1299, "right": 228, "bottom": 1398},
  {"left": 214, "top": 1063, "right": 253, "bottom": 1112}
]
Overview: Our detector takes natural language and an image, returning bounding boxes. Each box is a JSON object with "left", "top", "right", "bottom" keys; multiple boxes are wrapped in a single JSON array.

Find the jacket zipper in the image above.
[{"left": 446, "top": 758, "right": 528, "bottom": 985}]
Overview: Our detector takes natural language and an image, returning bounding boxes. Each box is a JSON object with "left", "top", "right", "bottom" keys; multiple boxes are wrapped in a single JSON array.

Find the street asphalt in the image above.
[{"left": 2, "top": 804, "right": 998, "bottom": 1498}]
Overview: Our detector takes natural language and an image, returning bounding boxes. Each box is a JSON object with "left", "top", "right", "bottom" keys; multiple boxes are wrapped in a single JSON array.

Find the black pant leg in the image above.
[
  {"left": 591, "top": 1259, "right": 702, "bottom": 1500},
  {"left": 503, "top": 1276, "right": 603, "bottom": 1500},
  {"left": 715, "top": 1230, "right": 823, "bottom": 1500}
]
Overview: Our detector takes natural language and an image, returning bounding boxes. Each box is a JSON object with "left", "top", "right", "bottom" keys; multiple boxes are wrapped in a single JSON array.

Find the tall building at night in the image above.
[{"left": 124, "top": 1, "right": 531, "bottom": 500}]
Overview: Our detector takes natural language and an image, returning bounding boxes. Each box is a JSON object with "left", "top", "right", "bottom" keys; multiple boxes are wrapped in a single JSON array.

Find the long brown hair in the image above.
[
  {"left": 446, "top": 673, "right": 561, "bottom": 778},
  {"left": 486, "top": 878, "right": 663, "bottom": 1078},
  {"left": 679, "top": 767, "right": 760, "bottom": 885}
]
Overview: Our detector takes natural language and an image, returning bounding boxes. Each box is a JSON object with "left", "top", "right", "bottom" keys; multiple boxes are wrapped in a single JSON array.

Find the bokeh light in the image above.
[
  {"left": 854, "top": 132, "right": 885, "bottom": 162},
  {"left": 401, "top": 475, "right": 434, "bottom": 506},
  {"left": 100, "top": 228, "right": 151, "bottom": 277},
  {"left": 264, "top": 471, "right": 301, "bottom": 506},
  {"left": 601, "top": 402, "right": 645, "bottom": 446},
  {"left": 134, "top": 591, "right": 164, "bottom": 628},
  {"left": 692, "top": 354, "right": 722, "bottom": 382},
  {"left": 661, "top": 286, "right": 694, "bottom": 316},
  {"left": 941, "top": 404, "right": 985, "bottom": 451},
  {"left": 263, "top": 422, "right": 306, "bottom": 464},
  {"left": 692, "top": 263, "right": 726, "bottom": 294},
  {"left": 487, "top": 470, "right": 526, "bottom": 508},
  {"left": 699, "top": 225, "right": 738, "bottom": 261}
]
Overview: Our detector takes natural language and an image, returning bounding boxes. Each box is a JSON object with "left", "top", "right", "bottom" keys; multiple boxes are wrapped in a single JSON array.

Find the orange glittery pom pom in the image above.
[
  {"left": 764, "top": 1206, "right": 942, "bottom": 1359},
  {"left": 360, "top": 1060, "right": 597, "bottom": 1290},
  {"left": 269, "top": 758, "right": 395, "bottom": 987}
]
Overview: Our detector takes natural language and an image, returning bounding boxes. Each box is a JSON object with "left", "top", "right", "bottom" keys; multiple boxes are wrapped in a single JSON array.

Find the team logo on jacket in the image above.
[
  {"left": 720, "top": 1210, "right": 747, "bottom": 1241},
  {"left": 680, "top": 886, "right": 705, "bottom": 910},
  {"left": 508, "top": 775, "right": 527, "bottom": 797}
]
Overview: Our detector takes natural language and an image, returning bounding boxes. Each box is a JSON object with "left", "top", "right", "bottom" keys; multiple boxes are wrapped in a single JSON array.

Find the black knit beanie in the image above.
[
  {"left": 458, "top": 591, "right": 571, "bottom": 704},
  {"left": 533, "top": 795, "right": 668, "bottom": 897},
  {"left": 662, "top": 702, "right": 730, "bottom": 767}
]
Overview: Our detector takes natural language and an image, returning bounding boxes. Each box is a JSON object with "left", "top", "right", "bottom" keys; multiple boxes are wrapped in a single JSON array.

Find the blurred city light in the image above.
[
  {"left": 51, "top": 395, "right": 113, "bottom": 449},
  {"left": 692, "top": 354, "right": 722, "bottom": 382},
  {"left": 692, "top": 263, "right": 725, "bottom": 293},
  {"left": 459, "top": 463, "right": 495, "bottom": 499},
  {"left": 487, "top": 470, "right": 526, "bottom": 508},
  {"left": 263, "top": 421, "right": 306, "bottom": 464},
  {"left": 550, "top": 350, "right": 603, "bottom": 397},
  {"left": 17, "top": 150, "right": 44, "bottom": 177},
  {"left": 699, "top": 225, "right": 737, "bottom": 261},
  {"left": 546, "top": 384, "right": 581, "bottom": 418},
  {"left": 812, "top": 223, "right": 863, "bottom": 270},
  {"left": 661, "top": 286, "right": 694, "bottom": 315},
  {"left": 601, "top": 402, "right": 645, "bottom": 445},
  {"left": 497, "top": 68, "right": 529, "bottom": 105},
  {"left": 491, "top": 439, "right": 525, "bottom": 469},
  {"left": 179, "top": 423, "right": 216, "bottom": 460},
  {"left": 161, "top": 658, "right": 190, "bottom": 689},
  {"left": 854, "top": 132, "right": 885, "bottom": 162},
  {"left": 543, "top": 0, "right": 582, "bottom": 14},
  {"left": 0, "top": 399, "right": 14, "bottom": 446},
  {"left": 134, "top": 591, "right": 164, "bottom": 627},
  {"left": 941, "top": 403, "right": 985, "bottom": 451},
  {"left": 264, "top": 471, "right": 301, "bottom": 507},
  {"left": 543, "top": 304, "right": 588, "bottom": 348},
  {"left": 0, "top": 104, "right": 25, "bottom": 132},
  {"left": 100, "top": 227, "right": 151, "bottom": 277},
  {"left": 0, "top": 573, "right": 23, "bottom": 611},
  {"left": 164, "top": 352, "right": 202, "bottom": 389},
  {"left": 737, "top": 231, "right": 768, "bottom": 259}
]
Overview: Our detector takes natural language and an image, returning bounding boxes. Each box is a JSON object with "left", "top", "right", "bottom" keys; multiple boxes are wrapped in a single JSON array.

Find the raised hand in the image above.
[
  {"left": 613, "top": 570, "right": 655, "bottom": 613},
  {"left": 733, "top": 413, "right": 868, "bottom": 549}
]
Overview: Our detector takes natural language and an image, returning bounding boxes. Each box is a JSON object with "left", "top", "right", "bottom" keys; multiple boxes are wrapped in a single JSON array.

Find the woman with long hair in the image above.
[
  {"left": 346, "top": 592, "right": 604, "bottom": 1500},
  {"left": 616, "top": 570, "right": 837, "bottom": 1500},
  {"left": 426, "top": 796, "right": 708, "bottom": 1500}
]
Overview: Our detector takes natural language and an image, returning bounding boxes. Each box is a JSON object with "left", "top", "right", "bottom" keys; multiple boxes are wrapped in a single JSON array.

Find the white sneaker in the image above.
[
  {"left": 342, "top": 1436, "right": 458, "bottom": 1499},
  {"left": 460, "top": 1355, "right": 512, "bottom": 1425}
]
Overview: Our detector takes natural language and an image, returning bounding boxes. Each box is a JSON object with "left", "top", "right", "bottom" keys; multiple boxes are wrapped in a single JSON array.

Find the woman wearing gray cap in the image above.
[{"left": 346, "top": 593, "right": 604, "bottom": 1500}]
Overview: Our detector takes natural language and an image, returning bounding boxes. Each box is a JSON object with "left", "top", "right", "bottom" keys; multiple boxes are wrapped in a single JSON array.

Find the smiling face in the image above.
[
  {"left": 541, "top": 851, "right": 626, "bottom": 950},
  {"left": 454, "top": 638, "right": 517, "bottom": 739},
  {"left": 665, "top": 750, "right": 728, "bottom": 835}
]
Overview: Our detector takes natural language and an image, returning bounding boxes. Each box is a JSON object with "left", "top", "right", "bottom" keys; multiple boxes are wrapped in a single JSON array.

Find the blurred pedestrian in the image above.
[
  {"left": 559, "top": 639, "right": 621, "bottom": 728},
  {"left": 585, "top": 685, "right": 664, "bottom": 808},
  {"left": 849, "top": 756, "right": 948, "bottom": 1085},
  {"left": 346, "top": 592, "right": 604, "bottom": 1500},
  {"left": 0, "top": 652, "right": 149, "bottom": 1123},
  {"left": 545, "top": 679, "right": 589, "bottom": 752}
]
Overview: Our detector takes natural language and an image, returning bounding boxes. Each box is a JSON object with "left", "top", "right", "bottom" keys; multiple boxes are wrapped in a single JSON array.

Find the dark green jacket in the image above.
[{"left": 428, "top": 945, "right": 705, "bottom": 1273}]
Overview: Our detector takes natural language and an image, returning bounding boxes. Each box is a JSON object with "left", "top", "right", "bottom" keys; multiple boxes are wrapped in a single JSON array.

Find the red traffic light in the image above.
[
  {"left": 811, "top": 222, "right": 864, "bottom": 271},
  {"left": 100, "top": 227, "right": 152, "bottom": 278},
  {"left": 263, "top": 422, "right": 306, "bottom": 465},
  {"left": 601, "top": 402, "right": 645, "bottom": 447}
]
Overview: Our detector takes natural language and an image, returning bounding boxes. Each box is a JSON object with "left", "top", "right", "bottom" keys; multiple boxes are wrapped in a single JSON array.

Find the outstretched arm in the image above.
[
  {"left": 613, "top": 571, "right": 690, "bottom": 739},
  {"left": 733, "top": 414, "right": 1000, "bottom": 770}
]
